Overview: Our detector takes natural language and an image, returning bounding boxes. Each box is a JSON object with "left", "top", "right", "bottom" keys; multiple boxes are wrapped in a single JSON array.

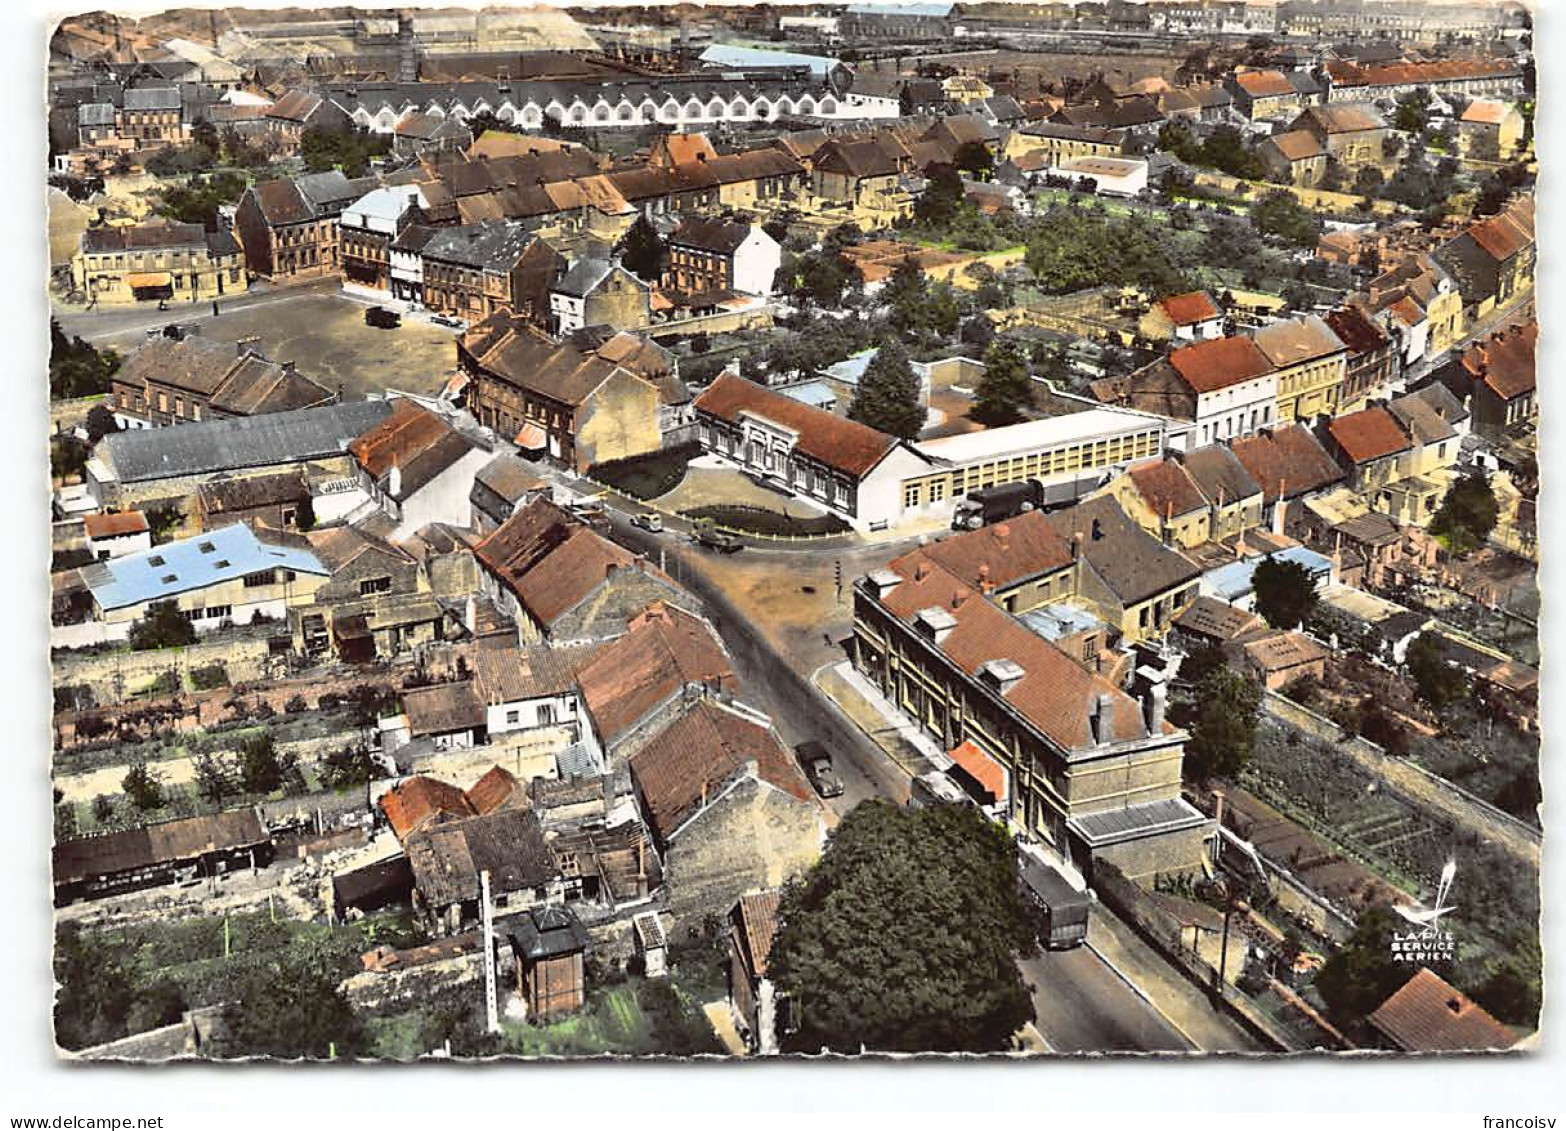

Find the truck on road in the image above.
[
  {"left": 690, "top": 516, "right": 743, "bottom": 554},
  {"left": 1019, "top": 853, "right": 1091, "bottom": 950},
  {"left": 794, "top": 740, "right": 844, "bottom": 799}
]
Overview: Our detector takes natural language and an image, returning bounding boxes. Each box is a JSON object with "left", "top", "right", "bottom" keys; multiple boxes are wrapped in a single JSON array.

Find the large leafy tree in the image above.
[
  {"left": 220, "top": 946, "right": 366, "bottom": 1059},
  {"left": 1182, "top": 666, "right": 1262, "bottom": 781},
  {"left": 129, "top": 601, "right": 196, "bottom": 651},
  {"left": 973, "top": 338, "right": 1032, "bottom": 426},
  {"left": 50, "top": 320, "right": 120, "bottom": 400},
  {"left": 1429, "top": 472, "right": 1498, "bottom": 555},
  {"left": 914, "top": 163, "right": 964, "bottom": 227},
  {"left": 768, "top": 802, "right": 1035, "bottom": 1053},
  {"left": 847, "top": 339, "right": 924, "bottom": 440},
  {"left": 1315, "top": 905, "right": 1418, "bottom": 1026},
  {"left": 1252, "top": 556, "right": 1319, "bottom": 629},
  {"left": 1405, "top": 632, "right": 1467, "bottom": 710},
  {"left": 619, "top": 214, "right": 666, "bottom": 282},
  {"left": 1251, "top": 190, "right": 1323, "bottom": 247},
  {"left": 1024, "top": 208, "right": 1188, "bottom": 296}
]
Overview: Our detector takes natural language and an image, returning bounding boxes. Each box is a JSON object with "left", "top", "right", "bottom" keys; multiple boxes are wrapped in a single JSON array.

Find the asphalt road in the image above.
[
  {"left": 603, "top": 512, "right": 909, "bottom": 811},
  {"left": 53, "top": 278, "right": 340, "bottom": 344},
  {"left": 1021, "top": 947, "right": 1192, "bottom": 1054}
]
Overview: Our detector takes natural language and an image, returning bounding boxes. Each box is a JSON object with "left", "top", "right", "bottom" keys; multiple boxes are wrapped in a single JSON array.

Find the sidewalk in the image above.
[
  {"left": 813, "top": 660, "right": 943, "bottom": 781},
  {"left": 1087, "top": 908, "right": 1263, "bottom": 1053}
]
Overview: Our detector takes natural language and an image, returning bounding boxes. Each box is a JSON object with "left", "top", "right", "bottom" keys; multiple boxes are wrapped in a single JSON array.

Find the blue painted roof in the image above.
[
  {"left": 847, "top": 2, "right": 954, "bottom": 17},
  {"left": 1020, "top": 602, "right": 1105, "bottom": 642},
  {"left": 698, "top": 44, "right": 841, "bottom": 78},
  {"left": 84, "top": 523, "right": 328, "bottom": 611},
  {"left": 820, "top": 348, "right": 933, "bottom": 386},
  {"left": 1203, "top": 547, "right": 1334, "bottom": 602},
  {"left": 778, "top": 380, "right": 839, "bottom": 408}
]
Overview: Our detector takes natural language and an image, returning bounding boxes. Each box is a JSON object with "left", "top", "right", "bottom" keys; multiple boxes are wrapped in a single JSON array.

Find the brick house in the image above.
[
  {"left": 110, "top": 335, "right": 333, "bottom": 427},
  {"left": 234, "top": 171, "right": 372, "bottom": 283},
  {"left": 73, "top": 220, "right": 244, "bottom": 308}
]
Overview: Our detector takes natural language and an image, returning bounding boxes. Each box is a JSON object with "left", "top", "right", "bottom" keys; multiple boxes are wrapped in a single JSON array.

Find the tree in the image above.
[
  {"left": 121, "top": 760, "right": 165, "bottom": 811},
  {"left": 1251, "top": 191, "right": 1323, "bottom": 247},
  {"left": 1430, "top": 472, "right": 1498, "bottom": 555},
  {"left": 619, "top": 214, "right": 666, "bottom": 282},
  {"left": 320, "top": 744, "right": 379, "bottom": 791},
  {"left": 847, "top": 339, "right": 924, "bottom": 440},
  {"left": 1315, "top": 905, "right": 1417, "bottom": 1026},
  {"left": 128, "top": 601, "right": 196, "bottom": 651},
  {"left": 1025, "top": 208, "right": 1188, "bottom": 296},
  {"left": 239, "top": 732, "right": 299, "bottom": 796},
  {"left": 1353, "top": 165, "right": 1385, "bottom": 196},
  {"left": 972, "top": 339, "right": 1032, "bottom": 426},
  {"left": 193, "top": 751, "right": 236, "bottom": 805},
  {"left": 883, "top": 256, "right": 929, "bottom": 334},
  {"left": 959, "top": 314, "right": 995, "bottom": 351},
  {"left": 1393, "top": 87, "right": 1433, "bottom": 134},
  {"left": 92, "top": 795, "right": 115, "bottom": 825},
  {"left": 1178, "top": 640, "right": 1230, "bottom": 689},
  {"left": 1381, "top": 147, "right": 1443, "bottom": 211},
  {"left": 50, "top": 320, "right": 121, "bottom": 400},
  {"left": 1405, "top": 632, "right": 1467, "bottom": 710},
  {"left": 953, "top": 140, "right": 995, "bottom": 181},
  {"left": 1252, "top": 556, "right": 1319, "bottom": 629},
  {"left": 220, "top": 948, "right": 365, "bottom": 1059},
  {"left": 1183, "top": 667, "right": 1261, "bottom": 781},
  {"left": 84, "top": 404, "right": 120, "bottom": 445},
  {"left": 914, "top": 163, "right": 964, "bottom": 228},
  {"left": 767, "top": 802, "right": 1035, "bottom": 1053}
]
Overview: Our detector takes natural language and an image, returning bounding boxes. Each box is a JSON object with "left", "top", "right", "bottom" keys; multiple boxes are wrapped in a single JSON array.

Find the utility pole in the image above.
[{"left": 480, "top": 869, "right": 500, "bottom": 1034}]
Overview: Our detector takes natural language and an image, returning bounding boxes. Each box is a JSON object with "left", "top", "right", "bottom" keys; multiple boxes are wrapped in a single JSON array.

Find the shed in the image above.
[{"left": 505, "top": 905, "right": 589, "bottom": 1023}]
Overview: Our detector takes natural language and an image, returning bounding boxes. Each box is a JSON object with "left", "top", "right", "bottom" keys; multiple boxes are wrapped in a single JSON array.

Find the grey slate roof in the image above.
[
  {"left": 1067, "top": 797, "right": 1207, "bottom": 846},
  {"left": 78, "top": 103, "right": 116, "bottom": 127},
  {"left": 421, "top": 220, "right": 534, "bottom": 272},
  {"left": 552, "top": 257, "right": 615, "bottom": 298},
  {"left": 123, "top": 86, "right": 182, "bottom": 111},
  {"left": 95, "top": 400, "right": 394, "bottom": 484}
]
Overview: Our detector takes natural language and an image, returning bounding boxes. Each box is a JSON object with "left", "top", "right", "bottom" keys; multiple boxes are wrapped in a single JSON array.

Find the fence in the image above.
[
  {"left": 1091, "top": 861, "right": 1332, "bottom": 1052},
  {"left": 1262, "top": 691, "right": 1541, "bottom": 859}
]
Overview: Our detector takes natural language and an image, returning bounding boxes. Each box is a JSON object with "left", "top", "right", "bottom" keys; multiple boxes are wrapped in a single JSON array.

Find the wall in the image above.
[
  {"left": 572, "top": 369, "right": 662, "bottom": 472},
  {"left": 661, "top": 776, "right": 823, "bottom": 935}
]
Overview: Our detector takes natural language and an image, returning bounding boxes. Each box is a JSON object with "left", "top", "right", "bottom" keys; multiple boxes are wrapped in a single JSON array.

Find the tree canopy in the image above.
[
  {"left": 220, "top": 947, "right": 366, "bottom": 1059},
  {"left": 1314, "top": 905, "right": 1418, "bottom": 1026},
  {"left": 1251, "top": 191, "right": 1323, "bottom": 248},
  {"left": 1024, "top": 207, "right": 1189, "bottom": 296},
  {"left": 619, "top": 214, "right": 666, "bottom": 282},
  {"left": 50, "top": 320, "right": 120, "bottom": 401},
  {"left": 767, "top": 801, "right": 1035, "bottom": 1053},
  {"left": 1430, "top": 473, "right": 1498, "bottom": 555},
  {"left": 1182, "top": 666, "right": 1262, "bottom": 781},
  {"left": 1252, "top": 556, "right": 1319, "bottom": 630},
  {"left": 972, "top": 338, "right": 1032, "bottom": 426},
  {"left": 847, "top": 338, "right": 924, "bottom": 441},
  {"left": 1405, "top": 632, "right": 1467, "bottom": 710},
  {"left": 129, "top": 601, "right": 197, "bottom": 651}
]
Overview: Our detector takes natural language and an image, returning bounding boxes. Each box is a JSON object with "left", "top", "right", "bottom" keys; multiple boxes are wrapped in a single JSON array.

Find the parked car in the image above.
[
  {"left": 365, "top": 306, "right": 401, "bottom": 330},
  {"left": 794, "top": 740, "right": 844, "bottom": 799},
  {"left": 630, "top": 512, "right": 663, "bottom": 533}
]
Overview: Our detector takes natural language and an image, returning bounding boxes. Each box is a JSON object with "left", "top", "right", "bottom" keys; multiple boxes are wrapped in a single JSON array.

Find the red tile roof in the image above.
[
  {"left": 630, "top": 701, "right": 813, "bottom": 842},
  {"left": 1168, "top": 336, "right": 1276, "bottom": 394},
  {"left": 473, "top": 497, "right": 655, "bottom": 627},
  {"left": 1324, "top": 306, "right": 1389, "bottom": 357},
  {"left": 1268, "top": 129, "right": 1324, "bottom": 162},
  {"left": 1460, "top": 99, "right": 1510, "bottom": 126},
  {"left": 349, "top": 399, "right": 477, "bottom": 497},
  {"left": 577, "top": 602, "right": 736, "bottom": 747},
  {"left": 1327, "top": 406, "right": 1413, "bottom": 464},
  {"left": 84, "top": 510, "right": 149, "bottom": 539},
  {"left": 1461, "top": 321, "right": 1537, "bottom": 402},
  {"left": 876, "top": 557, "right": 1168, "bottom": 750},
  {"left": 1159, "top": 290, "right": 1221, "bottom": 326},
  {"left": 1229, "top": 425, "right": 1345, "bottom": 502},
  {"left": 1128, "top": 458, "right": 1208, "bottom": 519},
  {"left": 735, "top": 889, "right": 782, "bottom": 977},
  {"left": 694, "top": 372, "right": 897, "bottom": 478},
  {"left": 1234, "top": 70, "right": 1296, "bottom": 98},
  {"left": 379, "top": 775, "right": 475, "bottom": 841},
  {"left": 947, "top": 740, "right": 1008, "bottom": 803},
  {"left": 913, "top": 510, "right": 1075, "bottom": 592},
  {"left": 1369, "top": 968, "right": 1516, "bottom": 1052}
]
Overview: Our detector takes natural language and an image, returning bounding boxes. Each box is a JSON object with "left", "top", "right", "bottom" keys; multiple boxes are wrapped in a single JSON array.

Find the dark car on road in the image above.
[
  {"left": 365, "top": 306, "right": 401, "bottom": 330},
  {"left": 795, "top": 740, "right": 844, "bottom": 799}
]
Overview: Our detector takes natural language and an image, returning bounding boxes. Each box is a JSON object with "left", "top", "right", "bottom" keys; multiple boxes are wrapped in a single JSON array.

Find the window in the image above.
[
  {"left": 359, "top": 576, "right": 392, "bottom": 596},
  {"left": 505, "top": 709, "right": 520, "bottom": 725},
  {"left": 904, "top": 483, "right": 923, "bottom": 509},
  {"left": 243, "top": 571, "right": 275, "bottom": 588},
  {"left": 539, "top": 703, "right": 555, "bottom": 726}
]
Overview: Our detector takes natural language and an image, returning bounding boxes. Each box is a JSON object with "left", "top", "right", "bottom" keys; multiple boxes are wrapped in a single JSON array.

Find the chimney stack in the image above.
[
  {"left": 1088, "top": 689, "right": 1116, "bottom": 746},
  {"left": 1142, "top": 674, "right": 1168, "bottom": 735},
  {"left": 387, "top": 460, "right": 402, "bottom": 499}
]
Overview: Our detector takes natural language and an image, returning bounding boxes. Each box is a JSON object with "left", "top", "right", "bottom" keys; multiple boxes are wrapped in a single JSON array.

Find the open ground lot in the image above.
[{"left": 72, "top": 290, "right": 461, "bottom": 401}]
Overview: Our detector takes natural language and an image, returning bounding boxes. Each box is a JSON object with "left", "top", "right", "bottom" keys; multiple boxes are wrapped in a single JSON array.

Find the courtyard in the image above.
[{"left": 67, "top": 289, "right": 462, "bottom": 401}]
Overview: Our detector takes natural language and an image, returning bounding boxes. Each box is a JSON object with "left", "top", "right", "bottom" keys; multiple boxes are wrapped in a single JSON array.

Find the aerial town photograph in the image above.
[{"left": 32, "top": 0, "right": 1549, "bottom": 1085}]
